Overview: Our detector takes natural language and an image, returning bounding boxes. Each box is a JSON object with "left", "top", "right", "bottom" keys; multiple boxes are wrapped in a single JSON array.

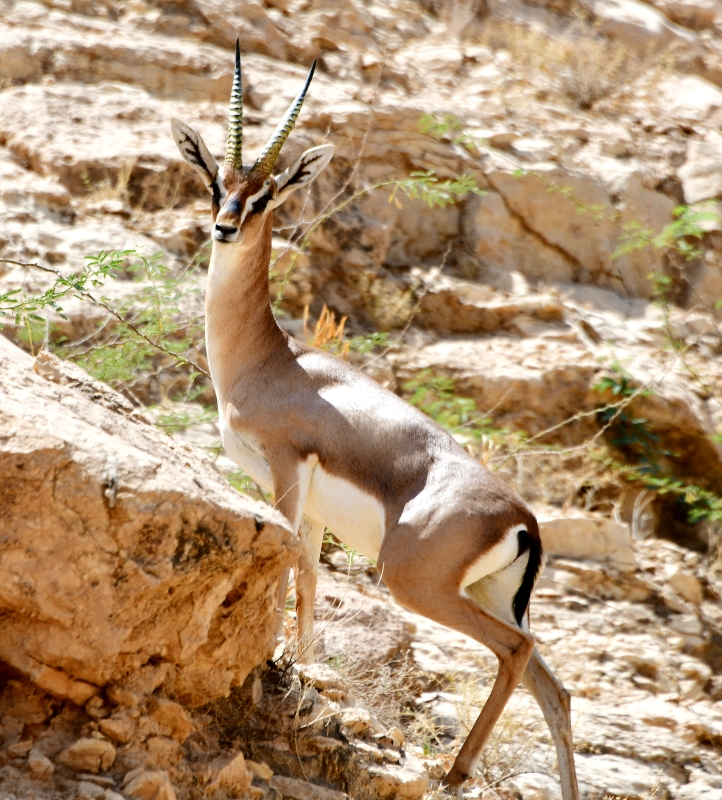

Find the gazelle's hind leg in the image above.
[
  {"left": 522, "top": 648, "right": 579, "bottom": 800},
  {"left": 465, "top": 569, "right": 580, "bottom": 800},
  {"left": 380, "top": 566, "right": 534, "bottom": 791}
]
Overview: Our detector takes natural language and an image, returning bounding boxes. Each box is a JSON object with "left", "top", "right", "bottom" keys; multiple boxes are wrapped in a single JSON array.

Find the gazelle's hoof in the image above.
[{"left": 441, "top": 767, "right": 467, "bottom": 798}]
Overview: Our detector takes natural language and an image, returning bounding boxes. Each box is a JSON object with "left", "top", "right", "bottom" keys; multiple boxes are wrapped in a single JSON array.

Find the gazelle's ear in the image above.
[
  {"left": 171, "top": 118, "right": 219, "bottom": 192},
  {"left": 269, "top": 144, "right": 334, "bottom": 210}
]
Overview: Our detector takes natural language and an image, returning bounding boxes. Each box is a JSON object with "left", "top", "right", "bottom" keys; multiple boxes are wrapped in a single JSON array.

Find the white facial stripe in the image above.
[
  {"left": 240, "top": 184, "right": 270, "bottom": 225},
  {"left": 215, "top": 174, "right": 227, "bottom": 202}
]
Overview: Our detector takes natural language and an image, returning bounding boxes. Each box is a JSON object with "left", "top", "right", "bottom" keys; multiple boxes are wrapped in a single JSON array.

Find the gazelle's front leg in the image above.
[
  {"left": 270, "top": 453, "right": 318, "bottom": 654},
  {"left": 295, "top": 516, "right": 324, "bottom": 664}
]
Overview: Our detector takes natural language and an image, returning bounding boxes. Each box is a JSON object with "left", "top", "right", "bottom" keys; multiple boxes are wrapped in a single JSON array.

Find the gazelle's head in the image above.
[{"left": 171, "top": 41, "right": 333, "bottom": 246}]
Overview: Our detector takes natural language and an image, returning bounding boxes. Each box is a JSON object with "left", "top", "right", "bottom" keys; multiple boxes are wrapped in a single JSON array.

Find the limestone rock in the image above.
[
  {"left": 339, "top": 707, "right": 384, "bottom": 737},
  {"left": 575, "top": 752, "right": 662, "bottom": 799},
  {"left": 204, "top": 752, "right": 253, "bottom": 798},
  {"left": 77, "top": 781, "right": 107, "bottom": 799},
  {"left": 27, "top": 749, "right": 55, "bottom": 778},
  {"left": 669, "top": 570, "right": 704, "bottom": 605},
  {"left": 588, "top": 0, "right": 697, "bottom": 52},
  {"left": 147, "top": 700, "right": 193, "bottom": 744},
  {"left": 365, "top": 762, "right": 429, "bottom": 800},
  {"left": 269, "top": 775, "right": 348, "bottom": 800},
  {"left": 679, "top": 131, "right": 722, "bottom": 203},
  {"left": 461, "top": 189, "right": 575, "bottom": 285},
  {"left": 0, "top": 338, "right": 296, "bottom": 707},
  {"left": 57, "top": 738, "right": 116, "bottom": 773},
  {"left": 296, "top": 663, "right": 347, "bottom": 692},
  {"left": 246, "top": 760, "right": 274, "bottom": 782},
  {"left": 124, "top": 770, "right": 176, "bottom": 800},
  {"left": 314, "top": 571, "right": 416, "bottom": 667},
  {"left": 99, "top": 712, "right": 138, "bottom": 745},
  {"left": 486, "top": 164, "right": 671, "bottom": 299},
  {"left": 412, "top": 269, "right": 565, "bottom": 335},
  {"left": 538, "top": 514, "right": 637, "bottom": 571},
  {"left": 658, "top": 75, "right": 722, "bottom": 124}
]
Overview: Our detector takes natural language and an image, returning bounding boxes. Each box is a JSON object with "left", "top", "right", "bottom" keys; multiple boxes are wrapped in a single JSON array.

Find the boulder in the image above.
[
  {"left": 657, "top": 75, "right": 722, "bottom": 124},
  {"left": 0, "top": 338, "right": 296, "bottom": 707},
  {"left": 269, "top": 775, "right": 348, "bottom": 800},
  {"left": 461, "top": 189, "right": 575, "bottom": 285},
  {"left": 486, "top": 164, "right": 672, "bottom": 300},
  {"left": 587, "top": 0, "right": 697, "bottom": 52},
  {"left": 204, "top": 752, "right": 253, "bottom": 798},
  {"left": 679, "top": 131, "right": 722, "bottom": 203},
  {"left": 412, "top": 269, "right": 566, "bottom": 334},
  {"left": 57, "top": 738, "right": 116, "bottom": 773},
  {"left": 392, "top": 335, "right": 722, "bottom": 488},
  {"left": 538, "top": 514, "right": 637, "bottom": 571},
  {"left": 124, "top": 769, "right": 176, "bottom": 800}
]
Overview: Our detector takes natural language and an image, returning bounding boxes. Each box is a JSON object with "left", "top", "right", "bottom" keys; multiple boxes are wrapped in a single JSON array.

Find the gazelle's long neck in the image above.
[{"left": 205, "top": 223, "right": 284, "bottom": 402}]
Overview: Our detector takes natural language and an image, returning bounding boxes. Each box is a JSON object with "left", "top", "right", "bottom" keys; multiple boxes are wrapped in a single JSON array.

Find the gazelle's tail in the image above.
[{"left": 512, "top": 518, "right": 543, "bottom": 626}]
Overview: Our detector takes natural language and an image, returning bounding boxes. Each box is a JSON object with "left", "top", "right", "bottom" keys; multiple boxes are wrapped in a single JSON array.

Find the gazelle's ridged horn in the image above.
[
  {"left": 254, "top": 60, "right": 316, "bottom": 175},
  {"left": 224, "top": 39, "right": 243, "bottom": 169}
]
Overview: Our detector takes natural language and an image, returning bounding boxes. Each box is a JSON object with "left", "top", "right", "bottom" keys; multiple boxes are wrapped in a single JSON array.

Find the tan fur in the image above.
[{"left": 174, "top": 133, "right": 580, "bottom": 800}]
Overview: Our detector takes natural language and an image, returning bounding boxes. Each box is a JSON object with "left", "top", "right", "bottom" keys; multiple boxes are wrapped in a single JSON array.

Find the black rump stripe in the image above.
[{"left": 512, "top": 521, "right": 543, "bottom": 626}]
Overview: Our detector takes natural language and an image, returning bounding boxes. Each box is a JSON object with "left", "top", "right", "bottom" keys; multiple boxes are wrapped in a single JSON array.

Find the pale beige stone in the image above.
[
  {"left": 124, "top": 770, "right": 176, "bottom": 800},
  {"left": 246, "top": 760, "right": 274, "bottom": 782},
  {"left": 57, "top": 738, "right": 116, "bottom": 773},
  {"left": 27, "top": 749, "right": 55, "bottom": 778},
  {"left": 77, "top": 781, "right": 107, "bottom": 799},
  {"left": 6, "top": 740, "right": 33, "bottom": 758},
  {"left": 204, "top": 752, "right": 253, "bottom": 798},
  {"left": 538, "top": 516, "right": 636, "bottom": 571},
  {"left": 339, "top": 707, "right": 384, "bottom": 737},
  {"left": 99, "top": 712, "right": 138, "bottom": 744},
  {"left": 148, "top": 699, "right": 193, "bottom": 744},
  {"left": 296, "top": 663, "right": 347, "bottom": 692},
  {"left": 679, "top": 132, "right": 722, "bottom": 204},
  {"left": 0, "top": 339, "right": 296, "bottom": 708},
  {"left": 659, "top": 75, "right": 722, "bottom": 123},
  {"left": 366, "top": 761, "right": 429, "bottom": 800},
  {"left": 269, "top": 775, "right": 348, "bottom": 800},
  {"left": 412, "top": 268, "right": 565, "bottom": 335},
  {"left": 669, "top": 571, "right": 704, "bottom": 606}
]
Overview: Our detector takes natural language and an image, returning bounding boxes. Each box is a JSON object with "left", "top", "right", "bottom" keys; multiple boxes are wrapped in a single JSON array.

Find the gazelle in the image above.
[{"left": 171, "top": 42, "right": 579, "bottom": 799}]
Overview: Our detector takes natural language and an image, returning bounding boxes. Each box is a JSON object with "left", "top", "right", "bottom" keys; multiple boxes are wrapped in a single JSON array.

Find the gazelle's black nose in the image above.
[{"left": 213, "top": 223, "right": 239, "bottom": 241}]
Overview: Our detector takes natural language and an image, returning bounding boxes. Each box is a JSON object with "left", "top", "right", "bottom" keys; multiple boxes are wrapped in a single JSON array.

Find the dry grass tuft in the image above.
[
  {"left": 480, "top": 20, "right": 646, "bottom": 109},
  {"left": 82, "top": 159, "right": 136, "bottom": 206},
  {"left": 327, "top": 649, "right": 425, "bottom": 730},
  {"left": 303, "top": 304, "right": 350, "bottom": 358}
]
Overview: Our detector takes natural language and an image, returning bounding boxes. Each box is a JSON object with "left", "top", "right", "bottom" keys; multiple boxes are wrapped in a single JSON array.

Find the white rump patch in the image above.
[
  {"left": 461, "top": 523, "right": 528, "bottom": 590},
  {"left": 464, "top": 552, "right": 530, "bottom": 626}
]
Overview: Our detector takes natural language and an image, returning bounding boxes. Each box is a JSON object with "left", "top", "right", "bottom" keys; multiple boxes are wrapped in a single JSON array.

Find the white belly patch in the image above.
[
  {"left": 305, "top": 467, "right": 385, "bottom": 562},
  {"left": 461, "top": 524, "right": 527, "bottom": 589},
  {"left": 221, "top": 421, "right": 384, "bottom": 559}
]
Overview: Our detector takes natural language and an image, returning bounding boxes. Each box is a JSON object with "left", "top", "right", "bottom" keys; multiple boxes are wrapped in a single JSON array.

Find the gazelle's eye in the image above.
[{"left": 252, "top": 194, "right": 272, "bottom": 214}]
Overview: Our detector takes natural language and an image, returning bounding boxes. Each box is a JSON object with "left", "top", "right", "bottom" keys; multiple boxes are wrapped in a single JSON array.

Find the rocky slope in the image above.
[{"left": 1, "top": 0, "right": 722, "bottom": 799}]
